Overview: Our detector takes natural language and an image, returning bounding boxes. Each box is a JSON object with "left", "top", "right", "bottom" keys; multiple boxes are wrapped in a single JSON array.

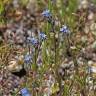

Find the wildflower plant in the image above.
[
  {"left": 24, "top": 54, "right": 32, "bottom": 64},
  {"left": 20, "top": 88, "right": 31, "bottom": 96},
  {"left": 42, "top": 9, "right": 52, "bottom": 18},
  {"left": 27, "top": 37, "right": 38, "bottom": 47},
  {"left": 39, "top": 32, "right": 47, "bottom": 41},
  {"left": 42, "top": 9, "right": 54, "bottom": 24},
  {"left": 60, "top": 25, "right": 70, "bottom": 34},
  {"left": 1, "top": 0, "right": 96, "bottom": 96}
]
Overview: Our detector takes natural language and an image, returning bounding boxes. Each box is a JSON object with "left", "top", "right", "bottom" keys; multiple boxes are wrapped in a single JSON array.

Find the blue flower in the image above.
[
  {"left": 20, "top": 88, "right": 31, "bottom": 96},
  {"left": 24, "top": 54, "right": 32, "bottom": 64},
  {"left": 42, "top": 9, "right": 52, "bottom": 18},
  {"left": 39, "top": 32, "right": 47, "bottom": 41},
  {"left": 60, "top": 25, "right": 70, "bottom": 33},
  {"left": 27, "top": 37, "right": 38, "bottom": 46}
]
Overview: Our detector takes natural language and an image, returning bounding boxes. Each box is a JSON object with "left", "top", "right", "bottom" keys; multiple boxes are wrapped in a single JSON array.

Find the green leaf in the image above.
[
  {"left": 51, "top": 83, "right": 59, "bottom": 94},
  {"left": 0, "top": 3, "right": 4, "bottom": 15}
]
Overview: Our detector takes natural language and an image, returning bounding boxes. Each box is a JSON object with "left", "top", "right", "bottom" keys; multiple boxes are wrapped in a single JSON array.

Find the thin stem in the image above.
[
  {"left": 34, "top": 47, "right": 38, "bottom": 71},
  {"left": 51, "top": 20, "right": 56, "bottom": 65},
  {"left": 66, "top": 34, "right": 79, "bottom": 74}
]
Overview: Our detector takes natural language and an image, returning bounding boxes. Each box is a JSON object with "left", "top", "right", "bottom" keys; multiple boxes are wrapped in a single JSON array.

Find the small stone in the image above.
[
  {"left": 88, "top": 61, "right": 94, "bottom": 66},
  {"left": 78, "top": 0, "right": 89, "bottom": 9},
  {"left": 88, "top": 12, "right": 94, "bottom": 20},
  {"left": 81, "top": 36, "right": 87, "bottom": 43},
  {"left": 7, "top": 60, "right": 23, "bottom": 72},
  {"left": 91, "top": 41, "right": 96, "bottom": 51}
]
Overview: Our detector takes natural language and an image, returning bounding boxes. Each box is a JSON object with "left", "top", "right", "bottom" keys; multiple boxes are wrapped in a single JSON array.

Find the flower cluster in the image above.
[
  {"left": 42, "top": 9, "right": 70, "bottom": 34},
  {"left": 27, "top": 32, "right": 47, "bottom": 46},
  {"left": 60, "top": 25, "right": 70, "bottom": 33},
  {"left": 24, "top": 54, "right": 32, "bottom": 64},
  {"left": 39, "top": 32, "right": 47, "bottom": 41},
  {"left": 27, "top": 37, "right": 38, "bottom": 46},
  {"left": 20, "top": 88, "right": 31, "bottom": 96},
  {"left": 42, "top": 9, "right": 54, "bottom": 24},
  {"left": 42, "top": 9, "right": 52, "bottom": 18}
]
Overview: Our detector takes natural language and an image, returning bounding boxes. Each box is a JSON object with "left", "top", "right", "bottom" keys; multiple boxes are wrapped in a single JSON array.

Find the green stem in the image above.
[{"left": 66, "top": 34, "right": 79, "bottom": 74}]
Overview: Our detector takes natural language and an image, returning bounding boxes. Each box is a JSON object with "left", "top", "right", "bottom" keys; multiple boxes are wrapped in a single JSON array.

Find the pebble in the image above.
[
  {"left": 91, "top": 41, "right": 96, "bottom": 51},
  {"left": 88, "top": 12, "right": 94, "bottom": 20},
  {"left": 88, "top": 61, "right": 94, "bottom": 66},
  {"left": 0, "top": 68, "right": 22, "bottom": 95},
  {"left": 78, "top": 0, "right": 89, "bottom": 9}
]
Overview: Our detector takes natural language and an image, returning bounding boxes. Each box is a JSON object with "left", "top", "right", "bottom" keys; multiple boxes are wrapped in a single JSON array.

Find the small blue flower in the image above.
[
  {"left": 39, "top": 32, "right": 47, "bottom": 41},
  {"left": 42, "top": 9, "right": 52, "bottom": 18},
  {"left": 27, "top": 37, "right": 38, "bottom": 46},
  {"left": 24, "top": 54, "right": 32, "bottom": 64},
  {"left": 60, "top": 25, "right": 70, "bottom": 33},
  {"left": 20, "top": 88, "right": 31, "bottom": 96}
]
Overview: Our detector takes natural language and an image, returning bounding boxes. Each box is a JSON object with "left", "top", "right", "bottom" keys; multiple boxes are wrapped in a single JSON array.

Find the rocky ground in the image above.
[{"left": 0, "top": 0, "right": 96, "bottom": 96}]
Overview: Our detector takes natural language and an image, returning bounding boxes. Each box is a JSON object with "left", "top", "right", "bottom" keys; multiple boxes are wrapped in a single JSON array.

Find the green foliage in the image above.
[
  {"left": 19, "top": 0, "right": 29, "bottom": 7},
  {"left": 0, "top": 2, "right": 4, "bottom": 15},
  {"left": 0, "top": 1, "right": 4, "bottom": 24},
  {"left": 92, "top": 0, "right": 96, "bottom": 4}
]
